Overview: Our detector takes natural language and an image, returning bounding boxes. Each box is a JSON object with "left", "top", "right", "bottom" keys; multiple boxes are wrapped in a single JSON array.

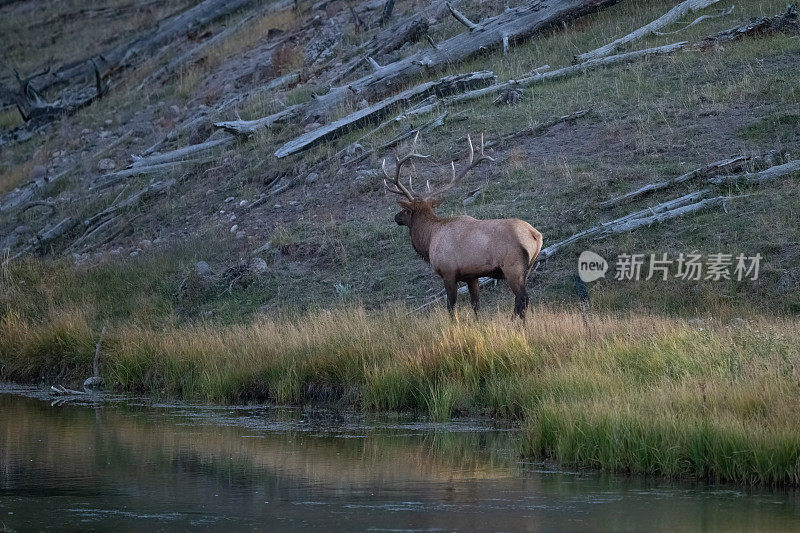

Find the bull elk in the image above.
[{"left": 383, "top": 132, "right": 543, "bottom": 320}]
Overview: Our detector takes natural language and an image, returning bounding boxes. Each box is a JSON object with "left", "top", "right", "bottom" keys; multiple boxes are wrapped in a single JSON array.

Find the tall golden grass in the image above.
[{"left": 1, "top": 306, "right": 799, "bottom": 484}]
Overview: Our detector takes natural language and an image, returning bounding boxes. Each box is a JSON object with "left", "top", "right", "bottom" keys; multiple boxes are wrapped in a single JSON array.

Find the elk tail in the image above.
[{"left": 524, "top": 228, "right": 543, "bottom": 283}]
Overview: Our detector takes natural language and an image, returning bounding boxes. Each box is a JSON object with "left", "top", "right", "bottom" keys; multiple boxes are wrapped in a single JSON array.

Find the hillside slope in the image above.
[{"left": 1, "top": 0, "right": 799, "bottom": 325}]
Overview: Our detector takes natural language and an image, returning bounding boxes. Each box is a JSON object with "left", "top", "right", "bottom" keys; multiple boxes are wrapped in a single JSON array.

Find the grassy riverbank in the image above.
[{"left": 2, "top": 303, "right": 799, "bottom": 485}]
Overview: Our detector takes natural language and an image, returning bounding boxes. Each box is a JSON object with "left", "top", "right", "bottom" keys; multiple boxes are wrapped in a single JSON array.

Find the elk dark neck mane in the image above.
[{"left": 408, "top": 207, "right": 443, "bottom": 262}]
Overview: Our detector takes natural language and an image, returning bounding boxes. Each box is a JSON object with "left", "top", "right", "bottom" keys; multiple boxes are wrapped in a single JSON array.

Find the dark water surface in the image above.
[{"left": 2, "top": 385, "right": 799, "bottom": 531}]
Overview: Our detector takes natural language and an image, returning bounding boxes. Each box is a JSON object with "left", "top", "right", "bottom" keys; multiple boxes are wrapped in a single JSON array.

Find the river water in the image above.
[{"left": 1, "top": 385, "right": 799, "bottom": 531}]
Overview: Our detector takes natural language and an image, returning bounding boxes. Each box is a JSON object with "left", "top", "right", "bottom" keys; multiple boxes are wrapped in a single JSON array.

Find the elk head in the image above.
[{"left": 382, "top": 131, "right": 494, "bottom": 226}]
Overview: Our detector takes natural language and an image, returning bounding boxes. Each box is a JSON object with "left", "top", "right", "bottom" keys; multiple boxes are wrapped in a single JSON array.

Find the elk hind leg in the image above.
[
  {"left": 467, "top": 278, "right": 480, "bottom": 318},
  {"left": 503, "top": 265, "right": 529, "bottom": 322}
]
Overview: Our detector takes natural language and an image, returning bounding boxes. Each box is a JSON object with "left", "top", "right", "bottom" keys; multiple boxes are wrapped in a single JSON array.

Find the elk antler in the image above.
[
  {"left": 381, "top": 131, "right": 429, "bottom": 200},
  {"left": 427, "top": 133, "right": 494, "bottom": 198}
]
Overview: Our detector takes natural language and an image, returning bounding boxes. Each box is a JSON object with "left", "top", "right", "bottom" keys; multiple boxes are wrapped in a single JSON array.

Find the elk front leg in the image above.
[
  {"left": 467, "top": 278, "right": 480, "bottom": 318},
  {"left": 443, "top": 277, "right": 459, "bottom": 319}
]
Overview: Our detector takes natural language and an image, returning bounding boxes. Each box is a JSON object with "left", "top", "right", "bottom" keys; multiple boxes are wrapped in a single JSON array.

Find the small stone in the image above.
[
  {"left": 170, "top": 105, "right": 180, "bottom": 114},
  {"left": 288, "top": 200, "right": 299, "bottom": 206},
  {"left": 140, "top": 239, "right": 152, "bottom": 248},
  {"left": 206, "top": 189, "right": 214, "bottom": 196},
  {"left": 252, "top": 241, "right": 272, "bottom": 255},
  {"left": 230, "top": 224, "right": 239, "bottom": 233},
  {"left": 97, "top": 158, "right": 116, "bottom": 171},
  {"left": 274, "top": 204, "right": 282, "bottom": 208},
  {"left": 229, "top": 214, "right": 236, "bottom": 221},
  {"left": 99, "top": 130, "right": 111, "bottom": 138},
  {"left": 105, "top": 119, "right": 113, "bottom": 125},
  {"left": 239, "top": 199, "right": 247, "bottom": 207},
  {"left": 249, "top": 257, "right": 268, "bottom": 274},
  {"left": 129, "top": 250, "right": 140, "bottom": 257},
  {"left": 235, "top": 231, "right": 246, "bottom": 239},
  {"left": 224, "top": 196, "right": 235, "bottom": 203},
  {"left": 305, "top": 172, "right": 319, "bottom": 184},
  {"left": 195, "top": 261, "right": 213, "bottom": 278}
]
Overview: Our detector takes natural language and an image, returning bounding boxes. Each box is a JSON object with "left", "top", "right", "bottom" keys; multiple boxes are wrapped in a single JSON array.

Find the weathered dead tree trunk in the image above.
[
  {"left": 695, "top": 3, "right": 798, "bottom": 46},
  {"left": 598, "top": 156, "right": 746, "bottom": 209},
  {"left": 576, "top": 0, "right": 720, "bottom": 61},
  {"left": 709, "top": 159, "right": 800, "bottom": 186},
  {"left": 407, "top": 42, "right": 687, "bottom": 117},
  {"left": 272, "top": 71, "right": 495, "bottom": 158}
]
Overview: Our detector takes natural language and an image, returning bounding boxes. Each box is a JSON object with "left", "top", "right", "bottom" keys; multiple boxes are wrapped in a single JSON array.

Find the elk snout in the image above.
[{"left": 395, "top": 210, "right": 411, "bottom": 226}]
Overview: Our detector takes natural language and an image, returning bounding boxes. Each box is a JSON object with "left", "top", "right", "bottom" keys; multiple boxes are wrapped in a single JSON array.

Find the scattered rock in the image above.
[
  {"left": 252, "top": 241, "right": 272, "bottom": 255},
  {"left": 305, "top": 172, "right": 319, "bottom": 184},
  {"left": 224, "top": 196, "right": 235, "bottom": 203},
  {"left": 230, "top": 224, "right": 238, "bottom": 233},
  {"left": 195, "top": 261, "right": 213, "bottom": 279},
  {"left": 97, "top": 158, "right": 116, "bottom": 171},
  {"left": 104, "top": 119, "right": 113, "bottom": 125},
  {"left": 239, "top": 199, "right": 247, "bottom": 207},
  {"left": 354, "top": 168, "right": 378, "bottom": 181},
  {"left": 235, "top": 231, "right": 246, "bottom": 239},
  {"left": 249, "top": 257, "right": 268, "bottom": 274}
]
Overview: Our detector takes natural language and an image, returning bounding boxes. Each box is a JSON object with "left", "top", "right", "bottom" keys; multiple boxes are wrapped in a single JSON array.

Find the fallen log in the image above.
[
  {"left": 709, "top": 159, "right": 800, "bottom": 186},
  {"left": 272, "top": 71, "right": 495, "bottom": 158},
  {"left": 576, "top": 0, "right": 720, "bottom": 62},
  {"left": 598, "top": 155, "right": 749, "bottom": 209},
  {"left": 598, "top": 151, "right": 788, "bottom": 208},
  {"left": 405, "top": 6, "right": 798, "bottom": 116},
  {"left": 653, "top": 5, "right": 735, "bottom": 36},
  {"left": 695, "top": 3, "right": 798, "bottom": 47},
  {"left": 406, "top": 42, "right": 687, "bottom": 117}
]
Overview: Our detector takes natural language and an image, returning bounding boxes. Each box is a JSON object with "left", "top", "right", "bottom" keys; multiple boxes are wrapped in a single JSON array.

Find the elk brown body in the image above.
[{"left": 383, "top": 133, "right": 543, "bottom": 320}]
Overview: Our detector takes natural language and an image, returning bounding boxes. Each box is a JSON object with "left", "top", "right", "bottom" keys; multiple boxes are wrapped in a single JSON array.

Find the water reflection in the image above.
[{"left": 1, "top": 386, "right": 799, "bottom": 531}]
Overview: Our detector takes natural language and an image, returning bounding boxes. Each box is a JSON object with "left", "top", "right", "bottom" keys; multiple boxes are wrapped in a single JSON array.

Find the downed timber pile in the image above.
[
  {"left": 217, "top": 0, "right": 625, "bottom": 140},
  {"left": 404, "top": 4, "right": 798, "bottom": 116},
  {"left": 271, "top": 71, "right": 495, "bottom": 158},
  {"left": 3, "top": 0, "right": 282, "bottom": 104},
  {"left": 0, "top": 63, "right": 107, "bottom": 142}
]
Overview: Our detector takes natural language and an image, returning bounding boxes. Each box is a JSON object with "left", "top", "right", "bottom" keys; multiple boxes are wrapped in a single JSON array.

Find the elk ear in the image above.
[
  {"left": 397, "top": 199, "right": 413, "bottom": 210},
  {"left": 429, "top": 197, "right": 444, "bottom": 208}
]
